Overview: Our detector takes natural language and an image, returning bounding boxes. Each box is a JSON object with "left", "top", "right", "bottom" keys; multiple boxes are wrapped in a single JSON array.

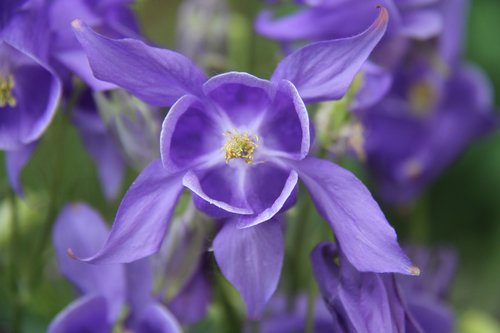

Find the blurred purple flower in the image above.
[
  {"left": 256, "top": 0, "right": 445, "bottom": 68},
  {"left": 252, "top": 294, "right": 334, "bottom": 333},
  {"left": 311, "top": 242, "right": 456, "bottom": 333},
  {"left": 70, "top": 8, "right": 419, "bottom": 317},
  {"left": 49, "top": 203, "right": 181, "bottom": 333},
  {"left": 358, "top": 0, "right": 495, "bottom": 204},
  {"left": 361, "top": 60, "right": 496, "bottom": 204},
  {"left": 47, "top": 0, "right": 141, "bottom": 90},
  {"left": 0, "top": 0, "right": 62, "bottom": 195},
  {"left": 71, "top": 89, "right": 126, "bottom": 200}
]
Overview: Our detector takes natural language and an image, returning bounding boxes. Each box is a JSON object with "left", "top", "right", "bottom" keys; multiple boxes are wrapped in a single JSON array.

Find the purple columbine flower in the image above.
[
  {"left": 0, "top": 0, "right": 62, "bottom": 195},
  {"left": 358, "top": 0, "right": 497, "bottom": 204},
  {"left": 49, "top": 203, "right": 181, "bottom": 333},
  {"left": 70, "top": 8, "right": 418, "bottom": 317},
  {"left": 311, "top": 242, "right": 456, "bottom": 333},
  {"left": 361, "top": 60, "right": 496, "bottom": 203}
]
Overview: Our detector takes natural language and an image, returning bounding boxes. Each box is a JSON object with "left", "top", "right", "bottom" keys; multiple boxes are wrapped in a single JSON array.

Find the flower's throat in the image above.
[
  {"left": 408, "top": 80, "right": 436, "bottom": 116},
  {"left": 0, "top": 74, "right": 16, "bottom": 108},
  {"left": 223, "top": 129, "right": 259, "bottom": 164}
]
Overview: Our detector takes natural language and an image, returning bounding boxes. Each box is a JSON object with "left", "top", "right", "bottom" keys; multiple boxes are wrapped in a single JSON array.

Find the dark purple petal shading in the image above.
[
  {"left": 185, "top": 162, "right": 298, "bottom": 223},
  {"left": 0, "top": 0, "right": 28, "bottom": 28},
  {"left": 72, "top": 20, "right": 207, "bottom": 106},
  {"left": 258, "top": 80, "right": 310, "bottom": 160},
  {"left": 270, "top": 7, "right": 388, "bottom": 103},
  {"left": 5, "top": 142, "right": 35, "bottom": 196},
  {"left": 47, "top": 295, "right": 110, "bottom": 333},
  {"left": 213, "top": 218, "right": 284, "bottom": 318},
  {"left": 202, "top": 74, "right": 310, "bottom": 160},
  {"left": 0, "top": 42, "right": 61, "bottom": 150},
  {"left": 406, "top": 296, "right": 454, "bottom": 333},
  {"left": 311, "top": 242, "right": 407, "bottom": 333},
  {"left": 53, "top": 203, "right": 125, "bottom": 320},
  {"left": 133, "top": 303, "right": 182, "bottom": 333},
  {"left": 160, "top": 95, "right": 222, "bottom": 172},
  {"left": 292, "top": 157, "right": 416, "bottom": 274},
  {"left": 72, "top": 160, "right": 185, "bottom": 264},
  {"left": 203, "top": 72, "right": 274, "bottom": 125}
]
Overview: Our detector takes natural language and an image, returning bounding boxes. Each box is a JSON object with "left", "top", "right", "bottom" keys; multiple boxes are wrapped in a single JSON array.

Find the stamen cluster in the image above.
[{"left": 0, "top": 74, "right": 16, "bottom": 108}]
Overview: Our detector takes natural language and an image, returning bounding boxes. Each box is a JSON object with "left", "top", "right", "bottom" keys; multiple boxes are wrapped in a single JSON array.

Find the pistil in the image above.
[
  {"left": 223, "top": 129, "right": 259, "bottom": 164},
  {"left": 0, "top": 74, "right": 17, "bottom": 108}
]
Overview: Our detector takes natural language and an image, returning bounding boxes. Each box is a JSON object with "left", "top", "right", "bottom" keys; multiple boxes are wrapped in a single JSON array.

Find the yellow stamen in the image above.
[
  {"left": 0, "top": 74, "right": 17, "bottom": 108},
  {"left": 223, "top": 129, "right": 258, "bottom": 164},
  {"left": 408, "top": 80, "right": 436, "bottom": 116}
]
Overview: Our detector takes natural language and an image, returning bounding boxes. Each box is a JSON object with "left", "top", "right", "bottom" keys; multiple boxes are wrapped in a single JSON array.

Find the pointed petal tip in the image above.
[
  {"left": 67, "top": 248, "right": 77, "bottom": 260},
  {"left": 409, "top": 265, "right": 421, "bottom": 276},
  {"left": 71, "top": 19, "right": 83, "bottom": 30},
  {"left": 375, "top": 6, "right": 389, "bottom": 27}
]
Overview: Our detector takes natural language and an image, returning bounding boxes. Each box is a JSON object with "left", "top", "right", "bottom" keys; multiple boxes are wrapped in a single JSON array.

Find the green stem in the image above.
[
  {"left": 28, "top": 83, "right": 84, "bottom": 288},
  {"left": 304, "top": 278, "right": 318, "bottom": 333},
  {"left": 8, "top": 189, "right": 23, "bottom": 333}
]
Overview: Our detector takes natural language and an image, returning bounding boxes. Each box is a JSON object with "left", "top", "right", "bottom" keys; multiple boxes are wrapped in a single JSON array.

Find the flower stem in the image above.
[
  {"left": 305, "top": 277, "right": 318, "bottom": 333},
  {"left": 8, "top": 189, "right": 23, "bottom": 333},
  {"left": 28, "top": 83, "right": 84, "bottom": 289}
]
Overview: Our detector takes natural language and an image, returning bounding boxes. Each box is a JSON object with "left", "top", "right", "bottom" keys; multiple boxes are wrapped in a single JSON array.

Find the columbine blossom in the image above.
[
  {"left": 358, "top": 0, "right": 497, "bottom": 203},
  {"left": 361, "top": 59, "right": 496, "bottom": 203},
  {"left": 0, "top": 0, "right": 62, "bottom": 194},
  {"left": 70, "top": 8, "right": 418, "bottom": 317},
  {"left": 49, "top": 203, "right": 181, "bottom": 333},
  {"left": 311, "top": 242, "right": 456, "bottom": 333}
]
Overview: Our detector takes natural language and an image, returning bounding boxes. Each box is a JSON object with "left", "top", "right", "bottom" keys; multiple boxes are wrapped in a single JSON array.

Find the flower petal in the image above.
[
  {"left": 311, "top": 242, "right": 407, "bottom": 333},
  {"left": 292, "top": 157, "right": 415, "bottom": 274},
  {"left": 71, "top": 160, "right": 185, "bottom": 264},
  {"left": 237, "top": 168, "right": 298, "bottom": 228},
  {"left": 53, "top": 203, "right": 125, "bottom": 319},
  {"left": 134, "top": 303, "right": 182, "bottom": 333},
  {"left": 5, "top": 142, "right": 35, "bottom": 196},
  {"left": 213, "top": 218, "right": 284, "bottom": 318},
  {"left": 125, "top": 258, "right": 154, "bottom": 316},
  {"left": 72, "top": 20, "right": 207, "bottom": 106},
  {"left": 399, "top": 9, "right": 443, "bottom": 40},
  {"left": 160, "top": 95, "right": 222, "bottom": 172},
  {"left": 0, "top": 41, "right": 61, "bottom": 150},
  {"left": 48, "top": 295, "right": 110, "bottom": 333},
  {"left": 168, "top": 266, "right": 212, "bottom": 324},
  {"left": 271, "top": 7, "right": 388, "bottom": 104},
  {"left": 255, "top": 2, "right": 380, "bottom": 42}
]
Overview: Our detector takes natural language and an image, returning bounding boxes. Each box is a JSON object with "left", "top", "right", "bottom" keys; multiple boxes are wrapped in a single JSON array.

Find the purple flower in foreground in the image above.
[
  {"left": 70, "top": 8, "right": 418, "bottom": 317},
  {"left": 49, "top": 203, "right": 181, "bottom": 333},
  {"left": 312, "top": 242, "right": 456, "bottom": 333},
  {"left": 0, "top": 0, "right": 62, "bottom": 194}
]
